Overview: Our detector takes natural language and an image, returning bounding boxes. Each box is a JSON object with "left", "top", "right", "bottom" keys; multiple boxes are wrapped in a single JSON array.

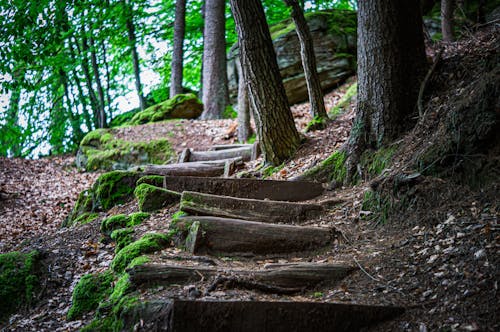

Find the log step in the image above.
[
  {"left": 209, "top": 143, "right": 253, "bottom": 151},
  {"left": 129, "top": 299, "right": 404, "bottom": 332},
  {"left": 163, "top": 176, "right": 324, "bottom": 201},
  {"left": 128, "top": 262, "right": 355, "bottom": 290},
  {"left": 143, "top": 158, "right": 242, "bottom": 177},
  {"left": 178, "top": 142, "right": 259, "bottom": 163},
  {"left": 173, "top": 216, "right": 336, "bottom": 255},
  {"left": 180, "top": 191, "right": 325, "bottom": 223}
]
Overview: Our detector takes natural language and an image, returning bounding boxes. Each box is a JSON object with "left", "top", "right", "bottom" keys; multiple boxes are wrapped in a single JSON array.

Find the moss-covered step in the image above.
[
  {"left": 172, "top": 216, "right": 336, "bottom": 255},
  {"left": 180, "top": 191, "right": 325, "bottom": 223},
  {"left": 64, "top": 171, "right": 144, "bottom": 227},
  {"left": 117, "top": 299, "right": 404, "bottom": 332},
  {"left": 162, "top": 176, "right": 325, "bottom": 201},
  {"left": 128, "top": 93, "right": 203, "bottom": 125},
  {"left": 76, "top": 128, "right": 175, "bottom": 171},
  {"left": 134, "top": 183, "right": 180, "bottom": 212},
  {"left": 128, "top": 262, "right": 355, "bottom": 291},
  {"left": 0, "top": 251, "right": 41, "bottom": 322}
]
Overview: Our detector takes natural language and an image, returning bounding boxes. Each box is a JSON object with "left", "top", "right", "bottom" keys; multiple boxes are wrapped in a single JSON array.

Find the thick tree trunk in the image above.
[
  {"left": 230, "top": 0, "right": 301, "bottom": 165},
  {"left": 285, "top": 0, "right": 327, "bottom": 120},
  {"left": 124, "top": 0, "right": 146, "bottom": 111},
  {"left": 235, "top": 56, "right": 251, "bottom": 142},
  {"left": 170, "top": 0, "right": 186, "bottom": 98},
  {"left": 345, "top": 0, "right": 427, "bottom": 181},
  {"left": 201, "top": 0, "right": 227, "bottom": 119},
  {"left": 441, "top": 0, "right": 455, "bottom": 42}
]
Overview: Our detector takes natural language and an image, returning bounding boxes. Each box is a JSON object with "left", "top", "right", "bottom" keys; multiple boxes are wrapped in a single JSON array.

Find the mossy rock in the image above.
[
  {"left": 0, "top": 251, "right": 41, "bottom": 322},
  {"left": 134, "top": 183, "right": 181, "bottom": 212},
  {"left": 128, "top": 94, "right": 203, "bottom": 125},
  {"left": 101, "top": 212, "right": 150, "bottom": 236},
  {"left": 77, "top": 128, "right": 175, "bottom": 171},
  {"left": 64, "top": 171, "right": 143, "bottom": 227},
  {"left": 111, "top": 233, "right": 171, "bottom": 273},
  {"left": 67, "top": 270, "right": 114, "bottom": 321},
  {"left": 136, "top": 175, "right": 164, "bottom": 188},
  {"left": 111, "top": 228, "right": 135, "bottom": 253}
]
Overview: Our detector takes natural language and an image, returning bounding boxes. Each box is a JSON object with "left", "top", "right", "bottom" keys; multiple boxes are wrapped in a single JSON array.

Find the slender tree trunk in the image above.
[
  {"left": 70, "top": 67, "right": 93, "bottom": 131},
  {"left": 6, "top": 67, "right": 23, "bottom": 157},
  {"left": 284, "top": 0, "right": 327, "bottom": 120},
  {"left": 170, "top": 0, "right": 186, "bottom": 98},
  {"left": 344, "top": 0, "right": 427, "bottom": 181},
  {"left": 84, "top": 35, "right": 107, "bottom": 128},
  {"left": 441, "top": 0, "right": 454, "bottom": 42},
  {"left": 231, "top": 0, "right": 301, "bottom": 165},
  {"left": 101, "top": 40, "right": 112, "bottom": 114},
  {"left": 124, "top": 0, "right": 146, "bottom": 111},
  {"left": 235, "top": 56, "right": 251, "bottom": 142},
  {"left": 201, "top": 0, "right": 227, "bottom": 119}
]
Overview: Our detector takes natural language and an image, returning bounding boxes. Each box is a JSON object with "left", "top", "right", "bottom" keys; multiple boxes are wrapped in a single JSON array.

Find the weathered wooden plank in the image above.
[
  {"left": 180, "top": 191, "right": 324, "bottom": 223},
  {"left": 143, "top": 158, "right": 242, "bottom": 177},
  {"left": 173, "top": 216, "right": 335, "bottom": 255},
  {"left": 129, "top": 300, "right": 404, "bottom": 332},
  {"left": 163, "top": 176, "right": 324, "bottom": 201},
  {"left": 187, "top": 146, "right": 253, "bottom": 162},
  {"left": 128, "top": 262, "right": 355, "bottom": 289},
  {"left": 209, "top": 144, "right": 253, "bottom": 151}
]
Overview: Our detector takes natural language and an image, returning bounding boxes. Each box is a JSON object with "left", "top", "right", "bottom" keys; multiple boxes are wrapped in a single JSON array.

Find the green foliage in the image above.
[
  {"left": 67, "top": 271, "right": 114, "bottom": 321},
  {"left": 223, "top": 105, "right": 237, "bottom": 119},
  {"left": 360, "top": 146, "right": 397, "bottom": 178},
  {"left": 134, "top": 183, "right": 180, "bottom": 212},
  {"left": 0, "top": 251, "right": 40, "bottom": 322},
  {"left": 72, "top": 212, "right": 99, "bottom": 226},
  {"left": 111, "top": 233, "right": 171, "bottom": 273},
  {"left": 305, "top": 115, "right": 327, "bottom": 132},
  {"left": 329, "top": 82, "right": 357, "bottom": 118}
]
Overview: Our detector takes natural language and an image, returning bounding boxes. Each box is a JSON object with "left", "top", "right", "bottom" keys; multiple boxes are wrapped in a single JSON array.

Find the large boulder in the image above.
[{"left": 227, "top": 10, "right": 357, "bottom": 105}]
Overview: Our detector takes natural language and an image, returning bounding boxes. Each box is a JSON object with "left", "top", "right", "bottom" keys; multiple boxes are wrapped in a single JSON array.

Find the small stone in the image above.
[{"left": 474, "top": 249, "right": 485, "bottom": 260}]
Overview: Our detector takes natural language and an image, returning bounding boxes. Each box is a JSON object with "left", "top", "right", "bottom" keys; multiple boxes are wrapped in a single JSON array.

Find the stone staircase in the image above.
[{"left": 125, "top": 143, "right": 403, "bottom": 331}]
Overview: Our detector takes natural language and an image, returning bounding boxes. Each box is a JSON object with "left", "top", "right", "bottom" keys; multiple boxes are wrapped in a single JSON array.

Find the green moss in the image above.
[
  {"left": 300, "top": 150, "right": 347, "bottom": 183},
  {"left": 108, "top": 274, "right": 132, "bottom": 304},
  {"left": 72, "top": 212, "right": 99, "bottom": 226},
  {"left": 128, "top": 212, "right": 150, "bottom": 226},
  {"left": 81, "top": 316, "right": 117, "bottom": 332},
  {"left": 329, "top": 82, "right": 357, "bottom": 118},
  {"left": 136, "top": 175, "right": 164, "bottom": 187},
  {"left": 127, "top": 256, "right": 150, "bottom": 269},
  {"left": 101, "top": 214, "right": 129, "bottom": 235},
  {"left": 0, "top": 250, "right": 40, "bottom": 322},
  {"left": 111, "top": 233, "right": 171, "bottom": 273},
  {"left": 134, "top": 183, "right": 180, "bottom": 212},
  {"left": 64, "top": 189, "right": 94, "bottom": 227},
  {"left": 109, "top": 109, "right": 140, "bottom": 128},
  {"left": 67, "top": 270, "right": 114, "bottom": 321},
  {"left": 360, "top": 146, "right": 397, "bottom": 178},
  {"left": 305, "top": 115, "right": 327, "bottom": 132},
  {"left": 262, "top": 163, "right": 285, "bottom": 178},
  {"left": 80, "top": 129, "right": 111, "bottom": 147},
  {"left": 110, "top": 228, "right": 135, "bottom": 253},
  {"left": 128, "top": 93, "right": 203, "bottom": 125},
  {"left": 95, "top": 171, "right": 142, "bottom": 211},
  {"left": 222, "top": 105, "right": 237, "bottom": 119}
]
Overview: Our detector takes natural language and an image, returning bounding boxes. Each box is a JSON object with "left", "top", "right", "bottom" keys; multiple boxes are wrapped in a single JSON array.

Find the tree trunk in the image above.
[
  {"left": 5, "top": 67, "right": 23, "bottom": 157},
  {"left": 201, "top": 0, "right": 227, "bottom": 119},
  {"left": 124, "top": 0, "right": 146, "bottom": 111},
  {"left": 170, "top": 0, "right": 186, "bottom": 98},
  {"left": 441, "top": 0, "right": 455, "bottom": 42},
  {"left": 86, "top": 35, "right": 107, "bottom": 128},
  {"left": 235, "top": 55, "right": 252, "bottom": 142},
  {"left": 345, "top": 0, "right": 427, "bottom": 181},
  {"left": 230, "top": 0, "right": 301, "bottom": 165},
  {"left": 285, "top": 0, "right": 327, "bottom": 121}
]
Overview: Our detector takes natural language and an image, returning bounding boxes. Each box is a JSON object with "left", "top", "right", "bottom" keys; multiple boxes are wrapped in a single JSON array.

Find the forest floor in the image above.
[{"left": 1, "top": 30, "right": 499, "bottom": 331}]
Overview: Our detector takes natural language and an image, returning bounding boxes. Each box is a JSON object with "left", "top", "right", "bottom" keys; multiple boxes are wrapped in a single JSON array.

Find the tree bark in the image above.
[
  {"left": 201, "top": 0, "right": 227, "bottom": 119},
  {"left": 230, "top": 0, "right": 301, "bottom": 165},
  {"left": 124, "top": 0, "right": 146, "bottom": 111},
  {"left": 170, "top": 0, "right": 186, "bottom": 98},
  {"left": 86, "top": 35, "right": 107, "bottom": 128},
  {"left": 345, "top": 0, "right": 427, "bottom": 181},
  {"left": 235, "top": 55, "right": 252, "bottom": 142},
  {"left": 284, "top": 0, "right": 327, "bottom": 120},
  {"left": 441, "top": 0, "right": 455, "bottom": 42}
]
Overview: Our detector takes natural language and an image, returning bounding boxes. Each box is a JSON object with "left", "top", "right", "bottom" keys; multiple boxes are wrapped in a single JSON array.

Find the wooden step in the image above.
[
  {"left": 163, "top": 176, "right": 324, "bottom": 201},
  {"left": 128, "top": 262, "right": 355, "bottom": 291},
  {"left": 178, "top": 143, "right": 257, "bottom": 163},
  {"left": 125, "top": 299, "right": 404, "bottom": 332},
  {"left": 180, "top": 191, "right": 325, "bottom": 223},
  {"left": 143, "top": 158, "right": 242, "bottom": 177},
  {"left": 173, "top": 216, "right": 336, "bottom": 255},
  {"left": 209, "top": 143, "right": 253, "bottom": 151}
]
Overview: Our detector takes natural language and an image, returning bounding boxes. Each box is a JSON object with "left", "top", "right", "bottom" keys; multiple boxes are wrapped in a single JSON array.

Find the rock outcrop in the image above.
[{"left": 227, "top": 10, "right": 357, "bottom": 105}]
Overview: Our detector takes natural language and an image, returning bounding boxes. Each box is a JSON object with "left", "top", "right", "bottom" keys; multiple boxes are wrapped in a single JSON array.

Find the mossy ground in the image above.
[
  {"left": 329, "top": 82, "right": 357, "bottom": 118},
  {"left": 0, "top": 250, "right": 40, "bottom": 322},
  {"left": 134, "top": 183, "right": 180, "bottom": 212},
  {"left": 300, "top": 150, "right": 347, "bottom": 183},
  {"left": 136, "top": 175, "right": 164, "bottom": 188}
]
